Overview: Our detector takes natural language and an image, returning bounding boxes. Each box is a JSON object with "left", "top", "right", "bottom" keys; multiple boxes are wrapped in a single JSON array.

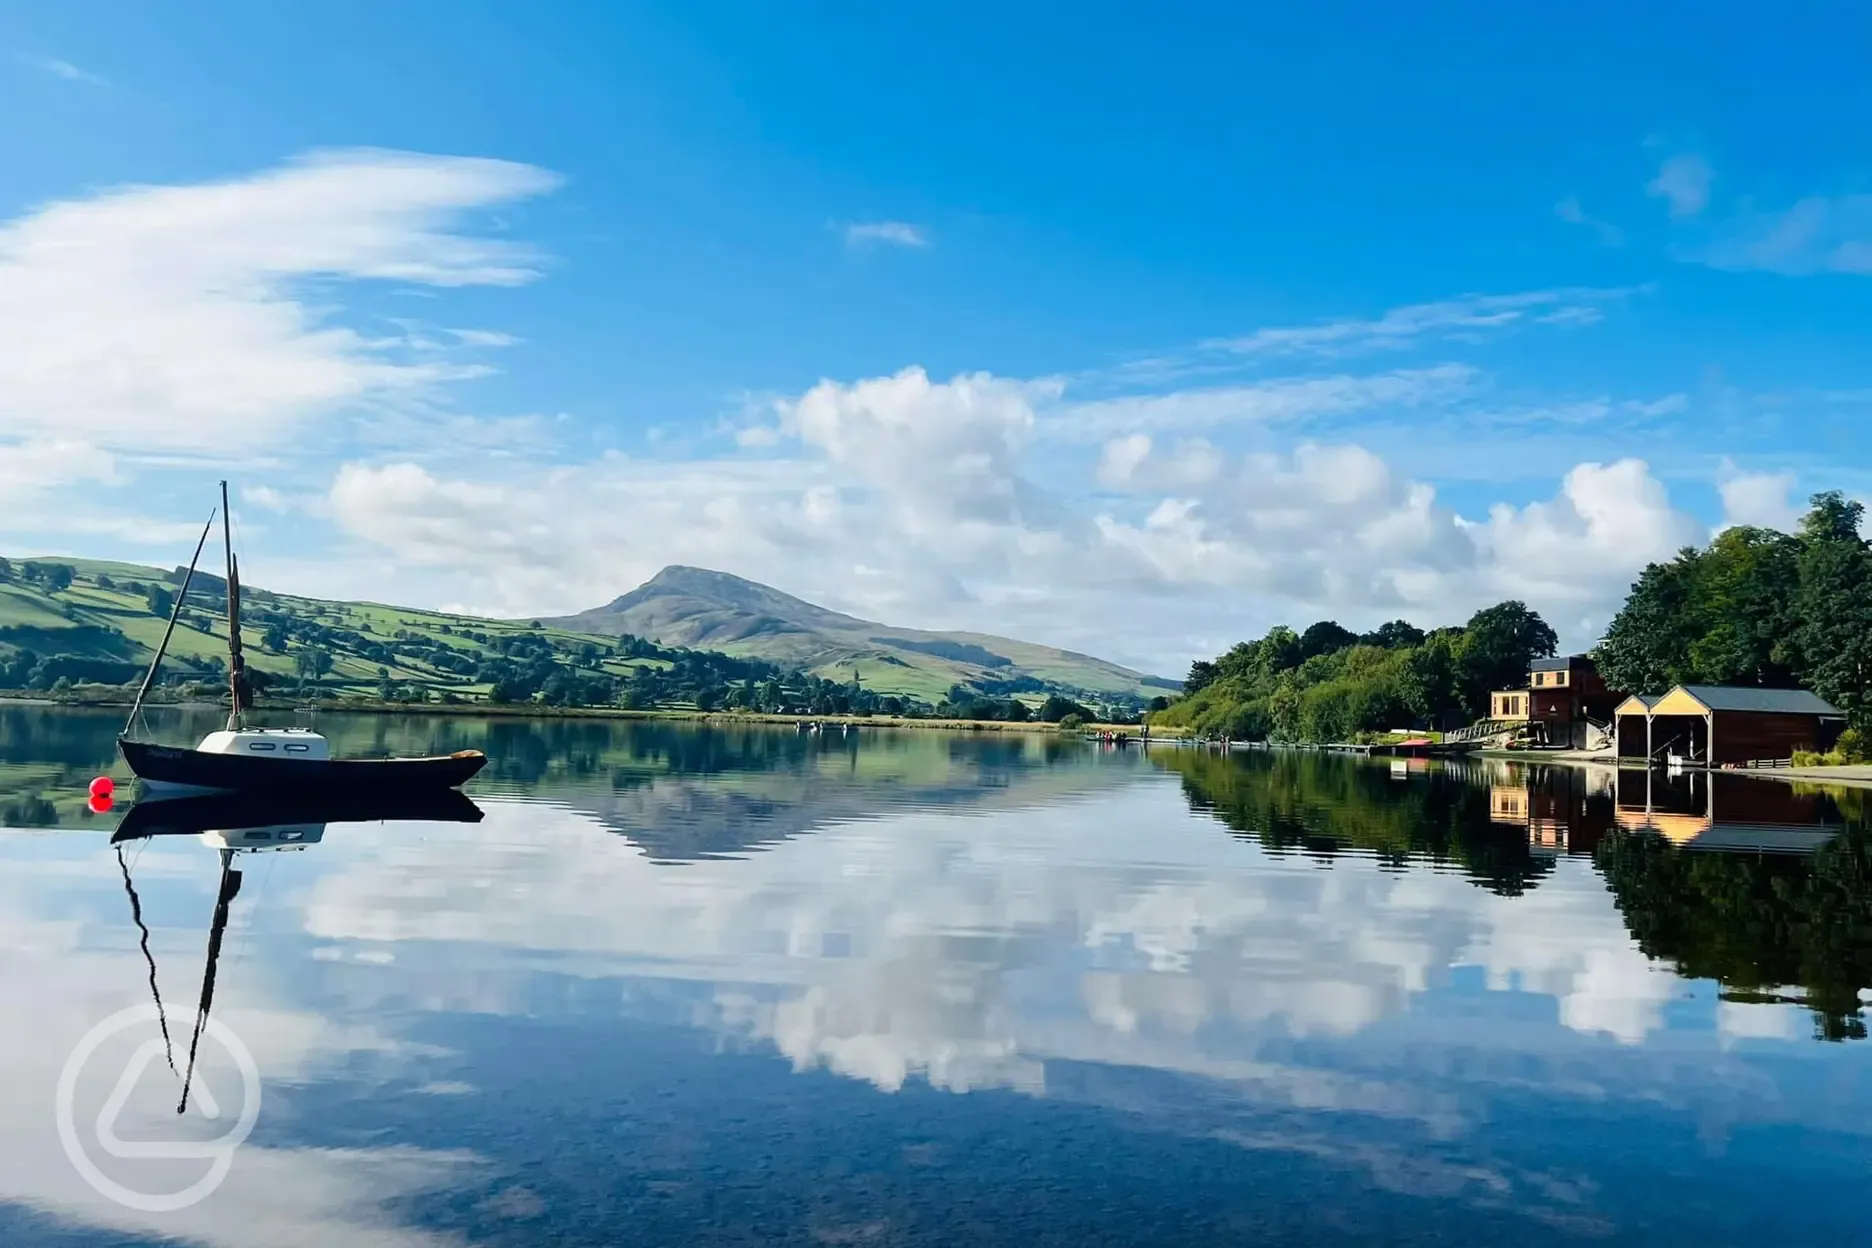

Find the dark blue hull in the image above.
[{"left": 118, "top": 738, "right": 487, "bottom": 795}]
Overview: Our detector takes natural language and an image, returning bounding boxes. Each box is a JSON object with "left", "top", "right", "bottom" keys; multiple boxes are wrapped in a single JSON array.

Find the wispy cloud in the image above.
[
  {"left": 1698, "top": 193, "right": 1872, "bottom": 276},
  {"left": 1201, "top": 287, "right": 1647, "bottom": 359},
  {"left": 0, "top": 147, "right": 560, "bottom": 456},
  {"left": 1554, "top": 196, "right": 1623, "bottom": 246},
  {"left": 843, "top": 220, "right": 929, "bottom": 249},
  {"left": 1647, "top": 154, "right": 1713, "bottom": 219},
  {"left": 17, "top": 54, "right": 110, "bottom": 87},
  {"left": 1047, "top": 364, "right": 1478, "bottom": 442}
]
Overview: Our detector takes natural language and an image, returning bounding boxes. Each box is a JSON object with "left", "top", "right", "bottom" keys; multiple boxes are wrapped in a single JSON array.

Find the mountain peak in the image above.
[{"left": 543, "top": 566, "right": 1169, "bottom": 701}]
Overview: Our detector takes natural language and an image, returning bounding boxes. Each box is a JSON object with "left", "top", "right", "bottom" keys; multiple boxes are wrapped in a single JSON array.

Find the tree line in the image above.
[
  {"left": 1595, "top": 491, "right": 1872, "bottom": 739},
  {"left": 1151, "top": 602, "right": 1557, "bottom": 742}
]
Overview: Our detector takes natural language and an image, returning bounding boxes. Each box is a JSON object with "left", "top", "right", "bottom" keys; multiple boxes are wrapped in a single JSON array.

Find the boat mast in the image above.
[
  {"left": 122, "top": 508, "right": 217, "bottom": 740},
  {"left": 221, "top": 481, "right": 247, "bottom": 732},
  {"left": 177, "top": 847, "right": 242, "bottom": 1115},
  {"left": 115, "top": 845, "right": 178, "bottom": 1075}
]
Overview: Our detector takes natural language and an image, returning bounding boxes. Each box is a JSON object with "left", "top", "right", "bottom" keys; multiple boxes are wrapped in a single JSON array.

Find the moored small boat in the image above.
[{"left": 116, "top": 481, "right": 487, "bottom": 796}]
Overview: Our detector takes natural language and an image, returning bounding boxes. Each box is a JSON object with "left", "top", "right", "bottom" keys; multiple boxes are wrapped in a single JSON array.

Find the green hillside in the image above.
[
  {"left": 0, "top": 555, "right": 1167, "bottom": 719},
  {"left": 545, "top": 565, "right": 1174, "bottom": 705}
]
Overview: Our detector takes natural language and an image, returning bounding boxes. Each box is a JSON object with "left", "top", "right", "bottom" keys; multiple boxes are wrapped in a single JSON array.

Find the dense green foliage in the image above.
[
  {"left": 1595, "top": 492, "right": 1872, "bottom": 732},
  {"left": 1153, "top": 602, "right": 1556, "bottom": 742}
]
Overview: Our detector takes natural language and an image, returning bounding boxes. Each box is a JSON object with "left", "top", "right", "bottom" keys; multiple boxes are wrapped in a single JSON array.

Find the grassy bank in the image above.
[{"left": 0, "top": 688, "right": 1150, "bottom": 735}]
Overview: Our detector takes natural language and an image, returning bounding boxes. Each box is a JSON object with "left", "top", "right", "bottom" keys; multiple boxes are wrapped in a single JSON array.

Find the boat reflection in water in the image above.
[{"left": 110, "top": 789, "right": 484, "bottom": 1110}]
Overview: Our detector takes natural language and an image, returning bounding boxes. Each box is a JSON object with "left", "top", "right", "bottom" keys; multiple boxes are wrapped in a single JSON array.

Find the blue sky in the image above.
[{"left": 1, "top": 2, "right": 1868, "bottom": 672}]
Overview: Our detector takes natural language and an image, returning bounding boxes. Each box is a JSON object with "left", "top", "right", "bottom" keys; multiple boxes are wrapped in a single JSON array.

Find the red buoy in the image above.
[
  {"left": 88, "top": 775, "right": 115, "bottom": 799},
  {"left": 88, "top": 793, "right": 114, "bottom": 815}
]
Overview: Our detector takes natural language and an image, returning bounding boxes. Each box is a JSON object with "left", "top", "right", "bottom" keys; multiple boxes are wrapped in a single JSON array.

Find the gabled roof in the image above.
[
  {"left": 1614, "top": 693, "right": 1660, "bottom": 714},
  {"left": 1672, "top": 685, "right": 1842, "bottom": 716}
]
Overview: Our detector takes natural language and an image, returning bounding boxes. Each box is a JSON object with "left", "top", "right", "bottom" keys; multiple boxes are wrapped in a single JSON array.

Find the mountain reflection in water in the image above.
[{"left": 3, "top": 709, "right": 1872, "bottom": 1245}]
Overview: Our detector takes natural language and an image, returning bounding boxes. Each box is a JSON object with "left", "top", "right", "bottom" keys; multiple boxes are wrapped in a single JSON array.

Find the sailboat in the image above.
[{"left": 117, "top": 481, "right": 488, "bottom": 795}]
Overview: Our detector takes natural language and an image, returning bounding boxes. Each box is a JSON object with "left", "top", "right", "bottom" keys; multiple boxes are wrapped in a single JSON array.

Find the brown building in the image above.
[
  {"left": 1489, "top": 764, "right": 1615, "bottom": 857},
  {"left": 1614, "top": 767, "right": 1845, "bottom": 854},
  {"left": 1489, "top": 655, "right": 1620, "bottom": 748},
  {"left": 1614, "top": 684, "right": 1845, "bottom": 767}
]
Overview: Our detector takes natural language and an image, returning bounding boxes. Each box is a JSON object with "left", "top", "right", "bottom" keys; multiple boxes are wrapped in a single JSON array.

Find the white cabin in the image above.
[
  {"left": 201, "top": 824, "right": 327, "bottom": 851},
  {"left": 194, "top": 728, "right": 330, "bottom": 761}
]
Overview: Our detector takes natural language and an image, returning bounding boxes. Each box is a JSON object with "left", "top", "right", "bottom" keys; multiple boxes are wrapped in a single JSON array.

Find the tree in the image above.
[
  {"left": 1399, "top": 633, "right": 1459, "bottom": 727},
  {"left": 1363, "top": 619, "right": 1427, "bottom": 650},
  {"left": 0, "top": 556, "right": 11, "bottom": 583},
  {"left": 1685, "top": 526, "right": 1802, "bottom": 686},
  {"left": 1257, "top": 626, "right": 1304, "bottom": 676},
  {"left": 1299, "top": 620, "right": 1358, "bottom": 660},
  {"left": 95, "top": 573, "right": 115, "bottom": 590},
  {"left": 146, "top": 584, "right": 174, "bottom": 618},
  {"left": 1147, "top": 695, "right": 1170, "bottom": 713},
  {"left": 262, "top": 624, "right": 290, "bottom": 654},
  {"left": 1038, "top": 694, "right": 1095, "bottom": 723},
  {"left": 41, "top": 563, "right": 73, "bottom": 592},
  {"left": 1184, "top": 659, "right": 1219, "bottom": 694},
  {"left": 1797, "top": 498, "right": 1872, "bottom": 732},
  {"left": 1454, "top": 601, "right": 1557, "bottom": 718},
  {"left": 295, "top": 647, "right": 333, "bottom": 681}
]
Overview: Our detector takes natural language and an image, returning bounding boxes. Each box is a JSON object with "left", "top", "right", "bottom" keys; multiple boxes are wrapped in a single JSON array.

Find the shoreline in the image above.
[{"left": 0, "top": 691, "right": 1148, "bottom": 736}]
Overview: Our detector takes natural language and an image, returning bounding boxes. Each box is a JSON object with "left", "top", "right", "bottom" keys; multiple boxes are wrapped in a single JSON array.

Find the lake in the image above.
[{"left": 2, "top": 705, "right": 1869, "bottom": 1246}]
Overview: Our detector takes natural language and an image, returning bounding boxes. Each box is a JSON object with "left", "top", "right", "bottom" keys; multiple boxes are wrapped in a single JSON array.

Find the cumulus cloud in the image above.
[
  {"left": 326, "top": 358, "right": 1701, "bottom": 664},
  {"left": 1465, "top": 460, "right": 1704, "bottom": 634},
  {"left": 0, "top": 148, "right": 559, "bottom": 456},
  {"left": 1647, "top": 154, "right": 1714, "bottom": 219},
  {"left": 1717, "top": 465, "right": 1802, "bottom": 532}
]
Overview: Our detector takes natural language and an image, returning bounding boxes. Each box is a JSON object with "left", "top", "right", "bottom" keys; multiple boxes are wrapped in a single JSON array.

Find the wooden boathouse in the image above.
[{"left": 1614, "top": 685, "right": 1844, "bottom": 767}]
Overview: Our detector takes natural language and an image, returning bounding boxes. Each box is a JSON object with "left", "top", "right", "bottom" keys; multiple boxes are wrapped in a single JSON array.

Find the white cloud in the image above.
[
  {"left": 323, "top": 360, "right": 1701, "bottom": 663},
  {"left": 446, "top": 328, "right": 520, "bottom": 347},
  {"left": 780, "top": 366, "right": 1054, "bottom": 534},
  {"left": 0, "top": 148, "right": 559, "bottom": 456},
  {"left": 1465, "top": 460, "right": 1704, "bottom": 635},
  {"left": 242, "top": 484, "right": 291, "bottom": 513},
  {"left": 1097, "top": 434, "right": 1155, "bottom": 487},
  {"left": 1554, "top": 196, "right": 1623, "bottom": 246},
  {"left": 1717, "top": 465, "right": 1801, "bottom": 532},
  {"left": 1052, "top": 364, "right": 1477, "bottom": 442},
  {"left": 1202, "top": 287, "right": 1644, "bottom": 359},
  {"left": 1647, "top": 154, "right": 1713, "bottom": 219},
  {"left": 18, "top": 54, "right": 109, "bottom": 87},
  {"left": 1699, "top": 193, "right": 1872, "bottom": 276},
  {"left": 843, "top": 221, "right": 929, "bottom": 249},
  {"left": 0, "top": 439, "right": 118, "bottom": 494}
]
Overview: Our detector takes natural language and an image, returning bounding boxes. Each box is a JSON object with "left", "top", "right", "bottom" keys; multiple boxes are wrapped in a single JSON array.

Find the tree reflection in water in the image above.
[{"left": 1167, "top": 747, "right": 1872, "bottom": 1040}]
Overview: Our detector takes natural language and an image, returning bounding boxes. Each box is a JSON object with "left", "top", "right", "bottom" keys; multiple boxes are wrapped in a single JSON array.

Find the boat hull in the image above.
[
  {"left": 112, "top": 787, "right": 484, "bottom": 843},
  {"left": 118, "top": 738, "right": 487, "bottom": 796}
]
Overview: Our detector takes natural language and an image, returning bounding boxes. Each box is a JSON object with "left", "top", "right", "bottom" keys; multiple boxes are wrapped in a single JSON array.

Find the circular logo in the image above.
[{"left": 56, "top": 1004, "right": 262, "bottom": 1213}]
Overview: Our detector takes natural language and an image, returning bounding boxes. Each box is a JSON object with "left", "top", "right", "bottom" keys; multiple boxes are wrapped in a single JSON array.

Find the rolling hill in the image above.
[
  {"left": 0, "top": 556, "right": 1173, "bottom": 713},
  {"left": 545, "top": 565, "right": 1176, "bottom": 704}
]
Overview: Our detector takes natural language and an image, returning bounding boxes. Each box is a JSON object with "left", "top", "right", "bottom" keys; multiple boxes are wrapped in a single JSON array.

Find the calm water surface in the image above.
[{"left": 2, "top": 706, "right": 1869, "bottom": 1245}]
